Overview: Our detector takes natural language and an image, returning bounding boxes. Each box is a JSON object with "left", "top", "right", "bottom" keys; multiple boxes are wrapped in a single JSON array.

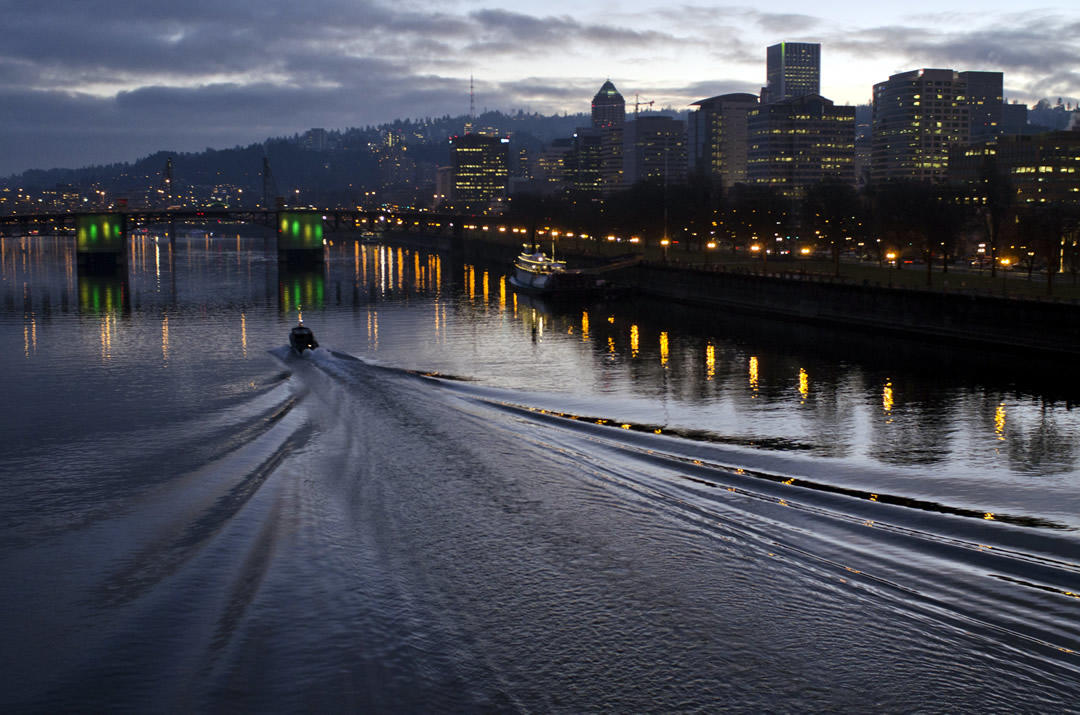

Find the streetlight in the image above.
[{"left": 660, "top": 238, "right": 670, "bottom": 262}]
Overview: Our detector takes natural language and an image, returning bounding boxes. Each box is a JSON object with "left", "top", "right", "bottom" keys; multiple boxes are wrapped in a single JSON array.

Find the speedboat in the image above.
[{"left": 289, "top": 321, "right": 318, "bottom": 354}]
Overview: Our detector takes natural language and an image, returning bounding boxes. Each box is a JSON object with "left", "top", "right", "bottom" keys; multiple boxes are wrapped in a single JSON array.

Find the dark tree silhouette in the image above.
[
  {"left": 804, "top": 180, "right": 862, "bottom": 276},
  {"left": 978, "top": 154, "right": 1014, "bottom": 278}
]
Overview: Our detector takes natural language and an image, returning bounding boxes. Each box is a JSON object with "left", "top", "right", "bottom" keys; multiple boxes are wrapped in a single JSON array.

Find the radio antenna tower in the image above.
[
  {"left": 464, "top": 75, "right": 476, "bottom": 134},
  {"left": 261, "top": 155, "right": 279, "bottom": 209},
  {"left": 162, "top": 156, "right": 174, "bottom": 207}
]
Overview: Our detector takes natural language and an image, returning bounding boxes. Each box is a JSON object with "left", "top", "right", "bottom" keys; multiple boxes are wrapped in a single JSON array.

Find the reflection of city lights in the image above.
[
  {"left": 608, "top": 336, "right": 616, "bottom": 353},
  {"left": 706, "top": 343, "right": 715, "bottom": 380},
  {"left": 161, "top": 313, "right": 169, "bottom": 366},
  {"left": 581, "top": 311, "right": 590, "bottom": 342},
  {"left": 798, "top": 368, "right": 809, "bottom": 400},
  {"left": 241, "top": 312, "right": 247, "bottom": 358},
  {"left": 994, "top": 403, "right": 1006, "bottom": 441},
  {"left": 883, "top": 380, "right": 894, "bottom": 414},
  {"left": 379, "top": 246, "right": 388, "bottom": 294},
  {"left": 749, "top": 356, "right": 759, "bottom": 392},
  {"left": 660, "top": 331, "right": 669, "bottom": 366},
  {"left": 368, "top": 310, "right": 379, "bottom": 348},
  {"left": 630, "top": 325, "right": 639, "bottom": 357},
  {"left": 397, "top": 248, "right": 404, "bottom": 291}
]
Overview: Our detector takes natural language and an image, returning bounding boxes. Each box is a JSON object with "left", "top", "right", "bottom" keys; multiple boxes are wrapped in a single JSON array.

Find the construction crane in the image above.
[{"left": 633, "top": 94, "right": 654, "bottom": 118}]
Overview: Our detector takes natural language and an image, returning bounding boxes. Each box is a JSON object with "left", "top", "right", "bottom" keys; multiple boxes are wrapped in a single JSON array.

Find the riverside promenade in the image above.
[{"left": 441, "top": 229, "right": 1080, "bottom": 358}]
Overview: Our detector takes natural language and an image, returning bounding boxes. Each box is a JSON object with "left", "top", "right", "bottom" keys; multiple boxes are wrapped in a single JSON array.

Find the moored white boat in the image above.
[{"left": 509, "top": 245, "right": 641, "bottom": 297}]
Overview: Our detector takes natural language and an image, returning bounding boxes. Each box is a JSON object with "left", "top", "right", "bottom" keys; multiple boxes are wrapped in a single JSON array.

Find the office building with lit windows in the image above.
[
  {"left": 964, "top": 71, "right": 1004, "bottom": 144},
  {"left": 747, "top": 94, "right": 856, "bottom": 196},
  {"left": 591, "top": 80, "right": 626, "bottom": 193},
  {"left": 568, "top": 128, "right": 605, "bottom": 195},
  {"left": 689, "top": 93, "right": 759, "bottom": 188},
  {"left": 871, "top": 68, "right": 1004, "bottom": 183},
  {"left": 949, "top": 130, "right": 1080, "bottom": 206},
  {"left": 765, "top": 42, "right": 820, "bottom": 104},
  {"left": 449, "top": 133, "right": 509, "bottom": 209},
  {"left": 623, "top": 115, "right": 687, "bottom": 187}
]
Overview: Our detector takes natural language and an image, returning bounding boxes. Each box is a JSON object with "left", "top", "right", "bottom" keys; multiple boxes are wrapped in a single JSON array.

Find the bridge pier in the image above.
[
  {"left": 451, "top": 222, "right": 465, "bottom": 254},
  {"left": 76, "top": 213, "right": 127, "bottom": 272},
  {"left": 276, "top": 211, "right": 325, "bottom": 266}
]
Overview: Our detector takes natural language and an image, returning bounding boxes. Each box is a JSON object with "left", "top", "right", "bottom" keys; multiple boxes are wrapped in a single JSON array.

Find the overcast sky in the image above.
[{"left": 1, "top": 0, "right": 1078, "bottom": 176}]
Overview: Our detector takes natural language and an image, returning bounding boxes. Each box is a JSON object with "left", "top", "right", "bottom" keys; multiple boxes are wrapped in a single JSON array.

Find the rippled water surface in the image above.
[{"left": 2, "top": 232, "right": 1079, "bottom": 711}]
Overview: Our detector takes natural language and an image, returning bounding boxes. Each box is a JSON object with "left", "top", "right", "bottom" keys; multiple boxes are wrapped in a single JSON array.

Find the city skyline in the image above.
[{"left": 1, "top": 0, "right": 1078, "bottom": 176}]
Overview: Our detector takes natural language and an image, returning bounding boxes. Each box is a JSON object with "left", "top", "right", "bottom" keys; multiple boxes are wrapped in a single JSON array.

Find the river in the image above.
[{"left": 2, "top": 231, "right": 1078, "bottom": 711}]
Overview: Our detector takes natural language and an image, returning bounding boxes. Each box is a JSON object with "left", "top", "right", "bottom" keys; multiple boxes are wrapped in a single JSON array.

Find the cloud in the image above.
[
  {"left": 680, "top": 79, "right": 762, "bottom": 100},
  {"left": 824, "top": 15, "right": 1080, "bottom": 76},
  {"left": 0, "top": 0, "right": 1076, "bottom": 175}
]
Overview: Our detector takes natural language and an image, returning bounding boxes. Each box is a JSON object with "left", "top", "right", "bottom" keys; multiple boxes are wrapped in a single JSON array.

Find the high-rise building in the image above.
[
  {"left": 765, "top": 42, "right": 820, "bottom": 104},
  {"left": 591, "top": 80, "right": 626, "bottom": 193},
  {"left": 449, "top": 133, "right": 509, "bottom": 210},
  {"left": 688, "top": 93, "right": 759, "bottom": 188},
  {"left": 747, "top": 94, "right": 855, "bottom": 196},
  {"left": 569, "top": 128, "right": 605, "bottom": 195},
  {"left": 592, "top": 80, "right": 625, "bottom": 129},
  {"left": 536, "top": 138, "right": 573, "bottom": 193},
  {"left": 623, "top": 115, "right": 688, "bottom": 187},
  {"left": 962, "top": 71, "right": 1004, "bottom": 144},
  {"left": 1002, "top": 102, "right": 1029, "bottom": 135},
  {"left": 949, "top": 131, "right": 1080, "bottom": 206},
  {"left": 872, "top": 69, "right": 971, "bottom": 183}
]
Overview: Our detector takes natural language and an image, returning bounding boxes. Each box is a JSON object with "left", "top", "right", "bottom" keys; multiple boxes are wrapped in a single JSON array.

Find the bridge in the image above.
[
  {"left": 0, "top": 206, "right": 483, "bottom": 239},
  {"left": 0, "top": 207, "right": 513, "bottom": 270}
]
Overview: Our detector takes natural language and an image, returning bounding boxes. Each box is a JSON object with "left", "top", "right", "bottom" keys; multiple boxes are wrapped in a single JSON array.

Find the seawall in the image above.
[
  {"left": 634, "top": 263, "right": 1080, "bottom": 356},
  {"left": 373, "top": 229, "right": 1080, "bottom": 357}
]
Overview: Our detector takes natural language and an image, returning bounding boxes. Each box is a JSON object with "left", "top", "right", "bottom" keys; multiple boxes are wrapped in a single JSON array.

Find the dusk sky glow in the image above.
[{"left": 1, "top": 0, "right": 1078, "bottom": 175}]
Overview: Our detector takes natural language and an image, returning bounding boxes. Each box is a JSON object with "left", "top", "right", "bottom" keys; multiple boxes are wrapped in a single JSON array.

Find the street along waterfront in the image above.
[{"left": 2, "top": 232, "right": 1079, "bottom": 710}]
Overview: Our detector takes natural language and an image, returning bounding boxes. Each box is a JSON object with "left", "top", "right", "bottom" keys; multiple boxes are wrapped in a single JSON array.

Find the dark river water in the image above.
[{"left": 2, "top": 231, "right": 1079, "bottom": 711}]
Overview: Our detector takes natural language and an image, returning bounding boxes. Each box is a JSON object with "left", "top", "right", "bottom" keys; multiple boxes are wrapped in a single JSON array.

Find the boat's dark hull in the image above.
[
  {"left": 509, "top": 269, "right": 599, "bottom": 296},
  {"left": 289, "top": 326, "right": 318, "bottom": 353}
]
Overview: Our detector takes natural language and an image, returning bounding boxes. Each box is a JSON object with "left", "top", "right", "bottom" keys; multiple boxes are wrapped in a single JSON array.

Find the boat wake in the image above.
[{"left": 5, "top": 347, "right": 1079, "bottom": 711}]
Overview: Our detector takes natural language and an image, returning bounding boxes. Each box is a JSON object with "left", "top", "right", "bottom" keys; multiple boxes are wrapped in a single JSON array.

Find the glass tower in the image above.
[{"left": 766, "top": 42, "right": 821, "bottom": 104}]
